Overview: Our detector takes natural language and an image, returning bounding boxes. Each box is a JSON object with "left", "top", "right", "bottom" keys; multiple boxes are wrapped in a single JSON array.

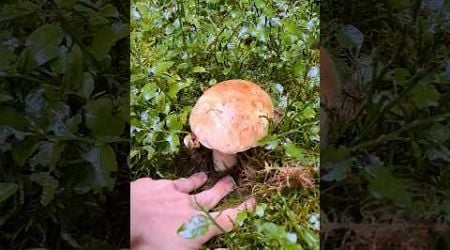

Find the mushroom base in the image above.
[{"left": 212, "top": 150, "right": 237, "bottom": 171}]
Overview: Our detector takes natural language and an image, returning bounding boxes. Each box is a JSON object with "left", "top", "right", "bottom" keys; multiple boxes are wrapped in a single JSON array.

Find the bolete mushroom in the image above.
[{"left": 187, "top": 79, "right": 274, "bottom": 171}]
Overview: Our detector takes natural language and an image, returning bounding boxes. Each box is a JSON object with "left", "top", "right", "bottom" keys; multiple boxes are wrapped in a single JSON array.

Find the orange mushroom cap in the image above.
[{"left": 189, "top": 79, "right": 274, "bottom": 154}]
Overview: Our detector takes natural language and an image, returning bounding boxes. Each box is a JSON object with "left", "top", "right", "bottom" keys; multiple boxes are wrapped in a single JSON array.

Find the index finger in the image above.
[{"left": 172, "top": 172, "right": 208, "bottom": 193}]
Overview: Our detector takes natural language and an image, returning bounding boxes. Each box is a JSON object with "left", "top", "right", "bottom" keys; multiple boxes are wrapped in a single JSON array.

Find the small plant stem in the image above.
[
  {"left": 353, "top": 67, "right": 433, "bottom": 144},
  {"left": 350, "top": 112, "right": 450, "bottom": 151}
]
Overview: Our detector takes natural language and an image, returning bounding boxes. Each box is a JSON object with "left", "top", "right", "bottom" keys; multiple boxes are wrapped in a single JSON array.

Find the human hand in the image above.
[{"left": 130, "top": 172, "right": 255, "bottom": 250}]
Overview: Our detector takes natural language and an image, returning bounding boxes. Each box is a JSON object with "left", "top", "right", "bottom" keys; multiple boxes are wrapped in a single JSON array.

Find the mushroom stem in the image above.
[{"left": 212, "top": 150, "right": 237, "bottom": 171}]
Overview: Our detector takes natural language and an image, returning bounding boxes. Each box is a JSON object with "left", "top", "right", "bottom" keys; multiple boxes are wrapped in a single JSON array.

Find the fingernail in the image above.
[
  {"left": 223, "top": 176, "right": 236, "bottom": 187},
  {"left": 194, "top": 172, "right": 207, "bottom": 180}
]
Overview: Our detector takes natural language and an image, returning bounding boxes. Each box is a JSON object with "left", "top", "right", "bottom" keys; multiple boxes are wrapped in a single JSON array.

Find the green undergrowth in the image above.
[
  {"left": 131, "top": 0, "right": 319, "bottom": 248},
  {"left": 321, "top": 0, "right": 450, "bottom": 248},
  {"left": 0, "top": 0, "right": 129, "bottom": 248}
]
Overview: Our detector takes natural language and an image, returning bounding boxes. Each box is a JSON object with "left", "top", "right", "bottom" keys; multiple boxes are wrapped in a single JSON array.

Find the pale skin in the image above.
[{"left": 130, "top": 172, "right": 255, "bottom": 250}]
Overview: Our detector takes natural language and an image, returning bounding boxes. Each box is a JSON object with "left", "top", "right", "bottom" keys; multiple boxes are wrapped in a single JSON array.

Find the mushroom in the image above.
[{"left": 187, "top": 79, "right": 274, "bottom": 171}]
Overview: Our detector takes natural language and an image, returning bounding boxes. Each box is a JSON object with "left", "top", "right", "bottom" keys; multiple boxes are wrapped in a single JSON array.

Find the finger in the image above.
[
  {"left": 172, "top": 172, "right": 208, "bottom": 193},
  {"left": 206, "top": 197, "right": 256, "bottom": 238},
  {"left": 192, "top": 176, "right": 235, "bottom": 210}
]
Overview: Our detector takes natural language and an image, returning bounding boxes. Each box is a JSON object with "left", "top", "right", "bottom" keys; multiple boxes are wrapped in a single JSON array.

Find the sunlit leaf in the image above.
[
  {"left": 25, "top": 24, "right": 65, "bottom": 65},
  {"left": 192, "top": 66, "right": 207, "bottom": 73},
  {"left": 284, "top": 143, "right": 304, "bottom": 160},
  {"left": 149, "top": 61, "right": 175, "bottom": 76},
  {"left": 177, "top": 214, "right": 212, "bottom": 239}
]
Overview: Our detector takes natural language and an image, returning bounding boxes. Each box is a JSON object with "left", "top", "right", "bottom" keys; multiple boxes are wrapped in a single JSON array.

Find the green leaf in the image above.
[
  {"left": 283, "top": 19, "right": 301, "bottom": 36},
  {"left": 393, "top": 68, "right": 410, "bottom": 85},
  {"left": 48, "top": 102, "right": 72, "bottom": 136},
  {"left": 84, "top": 97, "right": 125, "bottom": 137},
  {"left": 411, "top": 82, "right": 440, "bottom": 108},
  {"left": 63, "top": 43, "right": 83, "bottom": 90},
  {"left": 165, "top": 133, "right": 180, "bottom": 153},
  {"left": 255, "top": 203, "right": 267, "bottom": 217},
  {"left": 285, "top": 243, "right": 303, "bottom": 250},
  {"left": 11, "top": 138, "right": 39, "bottom": 167},
  {"left": 284, "top": 143, "right": 304, "bottom": 160},
  {"left": 320, "top": 147, "right": 352, "bottom": 181},
  {"left": 236, "top": 211, "right": 248, "bottom": 226},
  {"left": 99, "top": 4, "right": 119, "bottom": 17},
  {"left": 55, "top": 0, "right": 75, "bottom": 9},
  {"left": 50, "top": 45, "right": 68, "bottom": 73},
  {"left": 427, "top": 123, "right": 450, "bottom": 142},
  {"left": 16, "top": 47, "right": 38, "bottom": 71},
  {"left": 66, "top": 163, "right": 92, "bottom": 194},
  {"left": 66, "top": 113, "right": 82, "bottom": 134},
  {"left": 258, "top": 134, "right": 279, "bottom": 150},
  {"left": 166, "top": 114, "right": 183, "bottom": 131},
  {"left": 298, "top": 227, "right": 318, "bottom": 249},
  {"left": 0, "top": 107, "right": 28, "bottom": 130},
  {"left": 82, "top": 145, "right": 118, "bottom": 192},
  {"left": 29, "top": 141, "right": 64, "bottom": 170},
  {"left": 321, "top": 161, "right": 351, "bottom": 182},
  {"left": 0, "top": 2, "right": 39, "bottom": 22},
  {"left": 367, "top": 166, "right": 412, "bottom": 207},
  {"left": 144, "top": 146, "right": 156, "bottom": 160},
  {"left": 177, "top": 214, "right": 211, "bottom": 239},
  {"left": 26, "top": 24, "right": 65, "bottom": 65},
  {"left": 91, "top": 22, "right": 129, "bottom": 60},
  {"left": 301, "top": 106, "right": 316, "bottom": 119},
  {"left": 255, "top": 0, "right": 265, "bottom": 9},
  {"left": 141, "top": 82, "right": 158, "bottom": 101},
  {"left": 337, "top": 24, "right": 363, "bottom": 49},
  {"left": 427, "top": 144, "right": 450, "bottom": 162},
  {"left": 192, "top": 66, "right": 206, "bottom": 73},
  {"left": 255, "top": 221, "right": 299, "bottom": 244},
  {"left": 208, "top": 79, "right": 217, "bottom": 86},
  {"left": 0, "top": 48, "right": 16, "bottom": 71},
  {"left": 150, "top": 61, "right": 175, "bottom": 76},
  {"left": 0, "top": 183, "right": 19, "bottom": 203},
  {"left": 31, "top": 172, "right": 58, "bottom": 206}
]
